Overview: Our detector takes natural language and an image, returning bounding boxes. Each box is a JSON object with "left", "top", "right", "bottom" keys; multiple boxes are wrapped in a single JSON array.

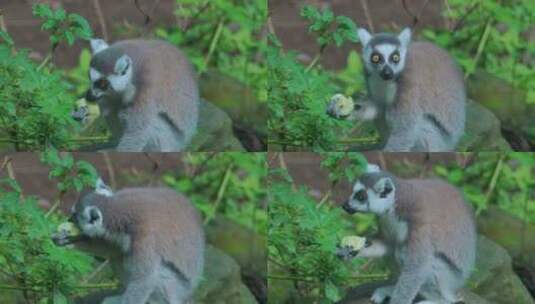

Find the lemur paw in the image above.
[{"left": 371, "top": 286, "right": 393, "bottom": 304}]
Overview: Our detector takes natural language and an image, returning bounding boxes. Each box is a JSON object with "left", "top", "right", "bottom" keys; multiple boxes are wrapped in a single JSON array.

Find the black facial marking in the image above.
[
  {"left": 88, "top": 208, "right": 100, "bottom": 224},
  {"left": 370, "top": 52, "right": 384, "bottom": 64},
  {"left": 380, "top": 181, "right": 393, "bottom": 198},
  {"left": 120, "top": 61, "right": 130, "bottom": 76},
  {"left": 354, "top": 189, "right": 368, "bottom": 201},
  {"left": 368, "top": 34, "right": 401, "bottom": 48}
]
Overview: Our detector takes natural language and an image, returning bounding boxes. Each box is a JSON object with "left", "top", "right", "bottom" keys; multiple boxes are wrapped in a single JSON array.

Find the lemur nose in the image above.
[
  {"left": 342, "top": 201, "right": 356, "bottom": 214},
  {"left": 380, "top": 67, "right": 394, "bottom": 80}
]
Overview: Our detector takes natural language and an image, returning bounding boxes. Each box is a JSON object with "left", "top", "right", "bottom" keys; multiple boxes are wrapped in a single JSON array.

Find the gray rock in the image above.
[
  {"left": 458, "top": 99, "right": 512, "bottom": 151},
  {"left": 470, "top": 236, "right": 535, "bottom": 304},
  {"left": 195, "top": 245, "right": 258, "bottom": 304},
  {"left": 338, "top": 280, "right": 491, "bottom": 304},
  {"left": 187, "top": 99, "right": 245, "bottom": 151}
]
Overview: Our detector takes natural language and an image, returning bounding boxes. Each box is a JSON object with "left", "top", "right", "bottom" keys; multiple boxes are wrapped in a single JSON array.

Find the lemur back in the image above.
[
  {"left": 88, "top": 39, "right": 199, "bottom": 152},
  {"left": 388, "top": 42, "right": 465, "bottom": 151}
]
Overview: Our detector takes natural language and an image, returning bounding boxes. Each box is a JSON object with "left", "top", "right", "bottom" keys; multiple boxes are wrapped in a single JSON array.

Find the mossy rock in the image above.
[
  {"left": 457, "top": 100, "right": 511, "bottom": 151},
  {"left": 195, "top": 245, "right": 258, "bottom": 304}
]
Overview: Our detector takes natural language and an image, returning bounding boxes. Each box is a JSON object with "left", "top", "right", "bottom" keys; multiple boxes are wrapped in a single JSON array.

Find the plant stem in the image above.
[
  {"left": 37, "top": 53, "right": 52, "bottom": 71},
  {"left": 201, "top": 20, "right": 224, "bottom": 74},
  {"left": 73, "top": 282, "right": 118, "bottom": 289},
  {"left": 305, "top": 45, "right": 326, "bottom": 72},
  {"left": 267, "top": 275, "right": 317, "bottom": 283},
  {"left": 482, "top": 154, "right": 505, "bottom": 214},
  {"left": 465, "top": 19, "right": 492, "bottom": 80},
  {"left": 204, "top": 164, "right": 233, "bottom": 225}
]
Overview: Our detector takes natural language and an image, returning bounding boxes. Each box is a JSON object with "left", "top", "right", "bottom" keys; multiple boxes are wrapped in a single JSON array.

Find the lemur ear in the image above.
[
  {"left": 398, "top": 27, "right": 412, "bottom": 47},
  {"left": 357, "top": 28, "right": 372, "bottom": 46},
  {"left": 114, "top": 55, "right": 132, "bottom": 76},
  {"left": 366, "top": 163, "right": 381, "bottom": 173},
  {"left": 374, "top": 177, "right": 394, "bottom": 198},
  {"left": 95, "top": 177, "right": 113, "bottom": 197},
  {"left": 90, "top": 39, "right": 109, "bottom": 54}
]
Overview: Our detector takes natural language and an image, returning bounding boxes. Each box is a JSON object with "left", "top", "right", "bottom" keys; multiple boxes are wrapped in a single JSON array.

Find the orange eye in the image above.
[
  {"left": 392, "top": 54, "right": 400, "bottom": 63},
  {"left": 371, "top": 54, "right": 380, "bottom": 64},
  {"left": 95, "top": 78, "right": 109, "bottom": 91}
]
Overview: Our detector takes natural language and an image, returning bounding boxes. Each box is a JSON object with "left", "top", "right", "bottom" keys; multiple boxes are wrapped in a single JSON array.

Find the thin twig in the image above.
[
  {"left": 360, "top": 0, "right": 375, "bottom": 32},
  {"left": 465, "top": 19, "right": 492, "bottom": 80},
  {"left": 102, "top": 152, "right": 116, "bottom": 189},
  {"left": 92, "top": 0, "right": 108, "bottom": 40},
  {"left": 401, "top": 0, "right": 431, "bottom": 27},
  {"left": 482, "top": 154, "right": 505, "bottom": 213},
  {"left": 378, "top": 152, "right": 387, "bottom": 170},
  {"left": 201, "top": 20, "right": 224, "bottom": 74},
  {"left": 204, "top": 165, "right": 233, "bottom": 225},
  {"left": 82, "top": 260, "right": 109, "bottom": 284},
  {"left": 134, "top": 0, "right": 151, "bottom": 26}
]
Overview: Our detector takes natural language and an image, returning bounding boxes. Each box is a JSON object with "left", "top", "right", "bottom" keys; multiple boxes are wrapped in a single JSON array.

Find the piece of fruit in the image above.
[
  {"left": 340, "top": 235, "right": 366, "bottom": 251},
  {"left": 327, "top": 94, "right": 354, "bottom": 118},
  {"left": 57, "top": 221, "right": 80, "bottom": 237}
]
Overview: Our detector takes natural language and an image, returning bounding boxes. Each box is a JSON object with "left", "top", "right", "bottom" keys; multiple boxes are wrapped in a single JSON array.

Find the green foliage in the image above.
[
  {"left": 267, "top": 38, "right": 357, "bottom": 150},
  {"left": 156, "top": 0, "right": 267, "bottom": 101},
  {"left": 33, "top": 3, "right": 92, "bottom": 47},
  {"left": 268, "top": 6, "right": 362, "bottom": 151},
  {"left": 268, "top": 171, "right": 360, "bottom": 303},
  {"left": 268, "top": 153, "right": 386, "bottom": 303},
  {"left": 301, "top": 5, "right": 358, "bottom": 49},
  {"left": 0, "top": 43, "right": 80, "bottom": 151},
  {"left": 66, "top": 49, "right": 92, "bottom": 96},
  {"left": 0, "top": 179, "right": 93, "bottom": 303},
  {"left": 320, "top": 152, "right": 368, "bottom": 185},
  {"left": 423, "top": 0, "right": 535, "bottom": 103},
  {"left": 0, "top": 3, "right": 93, "bottom": 151},
  {"left": 435, "top": 153, "right": 535, "bottom": 222},
  {"left": 334, "top": 50, "right": 366, "bottom": 96},
  {"left": 164, "top": 152, "right": 267, "bottom": 234},
  {"left": 41, "top": 149, "right": 98, "bottom": 193}
]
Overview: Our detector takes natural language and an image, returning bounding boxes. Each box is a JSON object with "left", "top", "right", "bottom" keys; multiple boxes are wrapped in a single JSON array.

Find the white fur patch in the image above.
[
  {"left": 398, "top": 28, "right": 412, "bottom": 47},
  {"left": 357, "top": 28, "right": 372, "bottom": 46},
  {"left": 90, "top": 39, "right": 109, "bottom": 54},
  {"left": 95, "top": 178, "right": 113, "bottom": 197},
  {"left": 89, "top": 68, "right": 102, "bottom": 82},
  {"left": 376, "top": 44, "right": 397, "bottom": 58},
  {"left": 366, "top": 163, "right": 381, "bottom": 173},
  {"left": 108, "top": 68, "right": 132, "bottom": 95}
]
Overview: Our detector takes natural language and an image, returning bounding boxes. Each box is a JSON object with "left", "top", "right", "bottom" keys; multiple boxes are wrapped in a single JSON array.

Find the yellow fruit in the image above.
[
  {"left": 329, "top": 94, "right": 354, "bottom": 117},
  {"left": 341, "top": 235, "right": 366, "bottom": 251},
  {"left": 57, "top": 222, "right": 81, "bottom": 237}
]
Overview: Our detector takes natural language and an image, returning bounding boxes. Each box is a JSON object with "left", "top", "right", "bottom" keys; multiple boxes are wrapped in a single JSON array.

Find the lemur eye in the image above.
[
  {"left": 95, "top": 78, "right": 109, "bottom": 91},
  {"left": 354, "top": 189, "right": 368, "bottom": 201},
  {"left": 371, "top": 53, "right": 381, "bottom": 64},
  {"left": 391, "top": 52, "right": 400, "bottom": 63}
]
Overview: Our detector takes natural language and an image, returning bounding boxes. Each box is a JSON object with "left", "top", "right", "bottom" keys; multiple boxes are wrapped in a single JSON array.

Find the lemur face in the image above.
[
  {"left": 343, "top": 172, "right": 396, "bottom": 215},
  {"left": 358, "top": 28, "right": 411, "bottom": 81},
  {"left": 86, "top": 39, "right": 133, "bottom": 102}
]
